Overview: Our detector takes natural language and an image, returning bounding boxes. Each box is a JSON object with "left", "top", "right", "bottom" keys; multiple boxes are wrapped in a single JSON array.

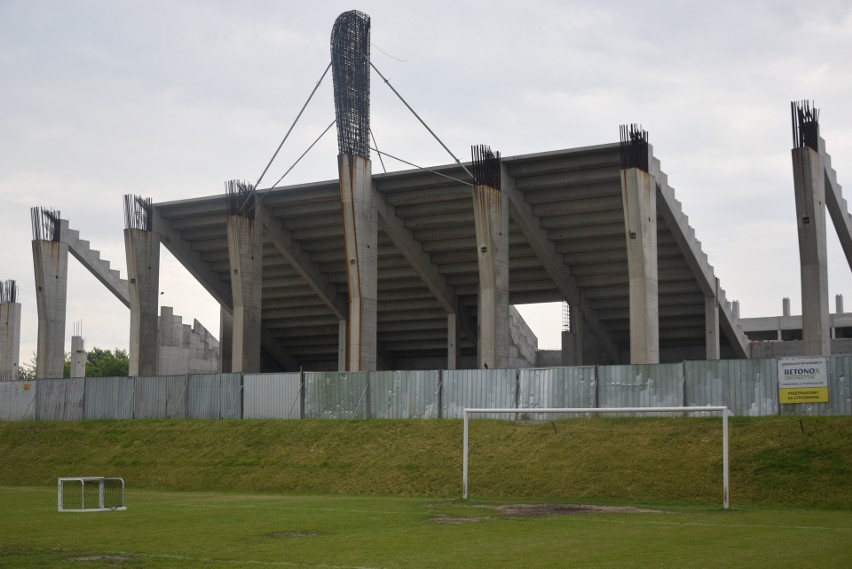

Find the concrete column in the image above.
[
  {"left": 472, "top": 184, "right": 510, "bottom": 369},
  {"left": 339, "top": 154, "right": 377, "bottom": 371},
  {"left": 0, "top": 302, "right": 21, "bottom": 380},
  {"left": 125, "top": 228, "right": 160, "bottom": 376},
  {"left": 792, "top": 146, "right": 831, "bottom": 356},
  {"left": 705, "top": 278, "right": 720, "bottom": 360},
  {"left": 219, "top": 306, "right": 233, "bottom": 373},
  {"left": 621, "top": 167, "right": 659, "bottom": 364},
  {"left": 227, "top": 215, "right": 263, "bottom": 373},
  {"left": 568, "top": 302, "right": 585, "bottom": 366},
  {"left": 33, "top": 240, "right": 68, "bottom": 379},
  {"left": 782, "top": 297, "right": 791, "bottom": 317},
  {"left": 70, "top": 335, "right": 86, "bottom": 378},
  {"left": 447, "top": 313, "right": 460, "bottom": 370},
  {"left": 338, "top": 319, "right": 347, "bottom": 371}
]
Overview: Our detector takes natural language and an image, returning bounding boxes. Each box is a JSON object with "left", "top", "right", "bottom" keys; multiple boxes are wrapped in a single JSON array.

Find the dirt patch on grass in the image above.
[
  {"left": 432, "top": 516, "right": 495, "bottom": 523},
  {"left": 72, "top": 554, "right": 131, "bottom": 563},
  {"left": 490, "top": 504, "right": 662, "bottom": 517},
  {"left": 267, "top": 531, "right": 319, "bottom": 537}
]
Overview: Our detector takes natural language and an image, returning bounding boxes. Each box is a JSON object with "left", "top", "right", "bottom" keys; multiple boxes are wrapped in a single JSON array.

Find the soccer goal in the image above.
[
  {"left": 58, "top": 477, "right": 126, "bottom": 512},
  {"left": 462, "top": 406, "right": 731, "bottom": 509}
]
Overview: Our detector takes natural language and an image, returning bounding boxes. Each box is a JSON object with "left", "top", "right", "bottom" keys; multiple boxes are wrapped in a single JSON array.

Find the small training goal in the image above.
[
  {"left": 58, "top": 477, "right": 126, "bottom": 512},
  {"left": 462, "top": 406, "right": 731, "bottom": 509}
]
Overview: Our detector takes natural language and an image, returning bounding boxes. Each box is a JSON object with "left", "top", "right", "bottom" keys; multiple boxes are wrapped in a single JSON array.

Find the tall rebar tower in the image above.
[{"left": 332, "top": 10, "right": 376, "bottom": 370}]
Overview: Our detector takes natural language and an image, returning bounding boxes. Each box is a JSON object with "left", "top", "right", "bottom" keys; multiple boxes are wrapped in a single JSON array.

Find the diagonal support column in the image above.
[
  {"left": 620, "top": 126, "right": 659, "bottom": 364},
  {"left": 792, "top": 101, "right": 831, "bottom": 356}
]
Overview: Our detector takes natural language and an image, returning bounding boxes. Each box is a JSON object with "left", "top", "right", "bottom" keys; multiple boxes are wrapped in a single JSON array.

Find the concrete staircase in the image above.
[
  {"left": 651, "top": 158, "right": 750, "bottom": 357},
  {"left": 819, "top": 137, "right": 852, "bottom": 271},
  {"left": 59, "top": 219, "right": 130, "bottom": 307}
]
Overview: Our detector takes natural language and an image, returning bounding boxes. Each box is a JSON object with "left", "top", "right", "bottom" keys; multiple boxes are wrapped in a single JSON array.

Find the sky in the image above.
[{"left": 2, "top": 0, "right": 852, "bottom": 361}]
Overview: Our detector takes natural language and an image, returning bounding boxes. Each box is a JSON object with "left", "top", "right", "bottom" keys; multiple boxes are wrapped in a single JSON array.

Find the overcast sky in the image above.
[{"left": 2, "top": 0, "right": 852, "bottom": 360}]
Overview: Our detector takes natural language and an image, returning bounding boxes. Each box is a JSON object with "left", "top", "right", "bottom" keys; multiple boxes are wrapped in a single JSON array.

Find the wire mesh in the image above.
[
  {"left": 471, "top": 145, "right": 501, "bottom": 189},
  {"left": 30, "top": 207, "right": 61, "bottom": 241},
  {"left": 331, "top": 10, "right": 371, "bottom": 158},
  {"left": 619, "top": 124, "right": 649, "bottom": 172},
  {"left": 225, "top": 180, "right": 256, "bottom": 219},
  {"left": 0, "top": 280, "right": 17, "bottom": 304},
  {"left": 123, "top": 195, "right": 152, "bottom": 231},
  {"left": 791, "top": 100, "right": 819, "bottom": 151}
]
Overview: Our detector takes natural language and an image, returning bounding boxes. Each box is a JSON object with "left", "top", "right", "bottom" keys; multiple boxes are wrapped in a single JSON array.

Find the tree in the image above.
[
  {"left": 15, "top": 347, "right": 129, "bottom": 379},
  {"left": 86, "top": 347, "right": 129, "bottom": 377}
]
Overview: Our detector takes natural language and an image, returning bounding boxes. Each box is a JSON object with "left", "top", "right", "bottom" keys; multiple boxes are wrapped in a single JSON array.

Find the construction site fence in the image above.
[{"left": 1, "top": 357, "right": 850, "bottom": 422}]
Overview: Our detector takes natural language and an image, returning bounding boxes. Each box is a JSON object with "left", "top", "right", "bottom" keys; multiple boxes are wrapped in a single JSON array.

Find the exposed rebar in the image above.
[
  {"left": 30, "top": 207, "right": 61, "bottom": 242},
  {"left": 619, "top": 124, "right": 649, "bottom": 172},
  {"left": 791, "top": 100, "right": 820, "bottom": 151},
  {"left": 0, "top": 280, "right": 17, "bottom": 304},
  {"left": 123, "top": 195, "right": 152, "bottom": 231},
  {"left": 226, "top": 180, "right": 256, "bottom": 219},
  {"left": 471, "top": 145, "right": 501, "bottom": 189},
  {"left": 331, "top": 10, "right": 371, "bottom": 159}
]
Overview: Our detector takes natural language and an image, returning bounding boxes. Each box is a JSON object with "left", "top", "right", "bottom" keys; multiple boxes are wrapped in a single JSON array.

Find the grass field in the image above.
[
  {"left": 1, "top": 486, "right": 851, "bottom": 568},
  {"left": 1, "top": 417, "right": 850, "bottom": 567}
]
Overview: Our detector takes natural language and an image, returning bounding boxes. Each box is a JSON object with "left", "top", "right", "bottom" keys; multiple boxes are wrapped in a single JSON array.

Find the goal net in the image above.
[
  {"left": 58, "top": 477, "right": 126, "bottom": 512},
  {"left": 462, "top": 406, "right": 731, "bottom": 509}
]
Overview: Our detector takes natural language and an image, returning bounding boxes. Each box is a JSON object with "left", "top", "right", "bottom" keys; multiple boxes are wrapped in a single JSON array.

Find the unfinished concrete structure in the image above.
[
  {"left": 0, "top": 280, "right": 21, "bottom": 380},
  {"left": 23, "top": 16, "right": 850, "bottom": 373}
]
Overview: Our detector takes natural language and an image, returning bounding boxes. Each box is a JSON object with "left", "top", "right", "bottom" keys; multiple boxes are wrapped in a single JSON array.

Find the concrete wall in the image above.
[
  {"left": 508, "top": 306, "right": 538, "bottom": 368},
  {"left": 751, "top": 338, "right": 852, "bottom": 359},
  {"left": 157, "top": 306, "right": 220, "bottom": 375}
]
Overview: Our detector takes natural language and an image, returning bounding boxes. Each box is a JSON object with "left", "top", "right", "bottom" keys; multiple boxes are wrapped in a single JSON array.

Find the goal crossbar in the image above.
[{"left": 462, "top": 406, "right": 730, "bottom": 509}]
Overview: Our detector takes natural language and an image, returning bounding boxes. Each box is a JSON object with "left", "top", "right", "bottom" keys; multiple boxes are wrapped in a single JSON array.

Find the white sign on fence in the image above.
[{"left": 777, "top": 357, "right": 829, "bottom": 404}]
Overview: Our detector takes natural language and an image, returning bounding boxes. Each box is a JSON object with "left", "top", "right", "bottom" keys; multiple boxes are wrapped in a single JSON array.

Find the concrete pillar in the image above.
[
  {"left": 219, "top": 306, "right": 233, "bottom": 373},
  {"left": 473, "top": 184, "right": 510, "bottom": 369},
  {"left": 337, "top": 319, "right": 347, "bottom": 371},
  {"left": 836, "top": 294, "right": 844, "bottom": 314},
  {"left": 561, "top": 302, "right": 585, "bottom": 366},
  {"left": 621, "top": 167, "right": 659, "bottom": 364},
  {"left": 33, "top": 240, "right": 68, "bottom": 379},
  {"left": 792, "top": 146, "right": 831, "bottom": 356},
  {"left": 447, "top": 313, "right": 460, "bottom": 370},
  {"left": 782, "top": 297, "right": 791, "bottom": 317},
  {"left": 339, "top": 154, "right": 377, "bottom": 371},
  {"left": 227, "top": 215, "right": 263, "bottom": 373},
  {"left": 70, "top": 335, "right": 86, "bottom": 378},
  {"left": 705, "top": 278, "right": 720, "bottom": 360},
  {"left": 125, "top": 228, "right": 160, "bottom": 376},
  {"left": 0, "top": 302, "right": 21, "bottom": 380}
]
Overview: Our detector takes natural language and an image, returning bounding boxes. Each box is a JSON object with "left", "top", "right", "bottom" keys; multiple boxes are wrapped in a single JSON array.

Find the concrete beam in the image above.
[
  {"left": 256, "top": 205, "right": 347, "bottom": 321},
  {"left": 0, "top": 302, "right": 21, "bottom": 380},
  {"left": 32, "top": 239, "right": 68, "bottom": 379},
  {"left": 339, "top": 154, "right": 377, "bottom": 371},
  {"left": 621, "top": 167, "right": 659, "bottom": 364},
  {"left": 227, "top": 215, "right": 263, "bottom": 373},
  {"left": 705, "top": 278, "right": 720, "bottom": 360},
  {"left": 372, "top": 181, "right": 478, "bottom": 358},
  {"left": 125, "top": 228, "right": 160, "bottom": 376},
  {"left": 60, "top": 220, "right": 130, "bottom": 308},
  {"left": 502, "top": 167, "right": 620, "bottom": 362},
  {"left": 792, "top": 145, "right": 831, "bottom": 356},
  {"left": 153, "top": 207, "right": 232, "bottom": 309},
  {"left": 473, "top": 183, "right": 510, "bottom": 369}
]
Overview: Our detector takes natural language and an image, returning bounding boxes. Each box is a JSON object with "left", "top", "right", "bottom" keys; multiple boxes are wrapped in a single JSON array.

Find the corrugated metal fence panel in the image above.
[
  {"left": 187, "top": 374, "right": 243, "bottom": 419},
  {"left": 134, "top": 376, "right": 187, "bottom": 419},
  {"left": 243, "top": 373, "right": 302, "bottom": 419},
  {"left": 84, "top": 377, "right": 134, "bottom": 420},
  {"left": 442, "top": 369, "right": 517, "bottom": 419},
  {"left": 782, "top": 356, "right": 852, "bottom": 416},
  {"left": 518, "top": 367, "right": 596, "bottom": 419},
  {"left": 684, "top": 359, "right": 778, "bottom": 416},
  {"left": 0, "top": 381, "right": 36, "bottom": 421},
  {"left": 597, "top": 364, "right": 684, "bottom": 411},
  {"left": 36, "top": 378, "right": 84, "bottom": 420},
  {"left": 369, "top": 370, "right": 441, "bottom": 419},
  {"left": 304, "top": 371, "right": 370, "bottom": 419}
]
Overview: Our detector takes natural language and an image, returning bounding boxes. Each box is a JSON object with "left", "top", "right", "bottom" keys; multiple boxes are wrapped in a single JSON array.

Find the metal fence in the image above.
[{"left": 1, "top": 357, "right": 850, "bottom": 422}]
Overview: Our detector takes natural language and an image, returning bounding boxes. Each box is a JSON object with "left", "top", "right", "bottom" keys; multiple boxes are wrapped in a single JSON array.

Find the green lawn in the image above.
[{"left": 1, "top": 486, "right": 850, "bottom": 568}]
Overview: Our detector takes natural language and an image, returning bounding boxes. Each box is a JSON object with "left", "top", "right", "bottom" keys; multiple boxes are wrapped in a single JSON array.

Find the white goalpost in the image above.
[
  {"left": 57, "top": 477, "right": 126, "bottom": 512},
  {"left": 462, "top": 406, "right": 731, "bottom": 509}
]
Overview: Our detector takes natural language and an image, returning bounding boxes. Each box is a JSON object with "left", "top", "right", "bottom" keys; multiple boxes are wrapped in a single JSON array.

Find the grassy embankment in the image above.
[{"left": 1, "top": 415, "right": 850, "bottom": 507}]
